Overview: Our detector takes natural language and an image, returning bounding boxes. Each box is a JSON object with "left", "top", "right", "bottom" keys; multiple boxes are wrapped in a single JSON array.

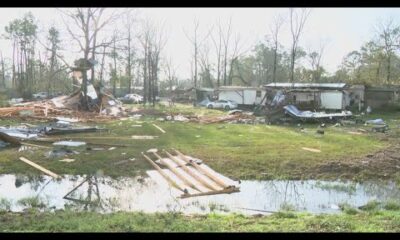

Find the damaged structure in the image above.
[
  {"left": 216, "top": 86, "right": 267, "bottom": 107},
  {"left": 265, "top": 83, "right": 350, "bottom": 110}
]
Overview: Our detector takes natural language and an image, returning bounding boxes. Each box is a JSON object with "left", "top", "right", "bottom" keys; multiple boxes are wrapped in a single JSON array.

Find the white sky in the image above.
[{"left": 0, "top": 7, "right": 399, "bottom": 80}]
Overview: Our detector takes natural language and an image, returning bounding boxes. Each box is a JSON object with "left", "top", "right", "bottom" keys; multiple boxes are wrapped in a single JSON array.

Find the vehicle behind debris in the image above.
[
  {"left": 119, "top": 93, "right": 143, "bottom": 104},
  {"left": 207, "top": 100, "right": 238, "bottom": 110},
  {"left": 33, "top": 92, "right": 49, "bottom": 100}
]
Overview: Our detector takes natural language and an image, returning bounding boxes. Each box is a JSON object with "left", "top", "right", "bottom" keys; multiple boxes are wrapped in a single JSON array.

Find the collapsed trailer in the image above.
[{"left": 283, "top": 105, "right": 353, "bottom": 122}]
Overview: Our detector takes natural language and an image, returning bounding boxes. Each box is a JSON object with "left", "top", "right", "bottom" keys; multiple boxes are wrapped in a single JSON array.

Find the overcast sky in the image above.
[{"left": 0, "top": 7, "right": 399, "bottom": 80}]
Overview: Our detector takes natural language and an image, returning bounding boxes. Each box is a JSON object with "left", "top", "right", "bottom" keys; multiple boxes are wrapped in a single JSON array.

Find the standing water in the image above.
[{"left": 0, "top": 174, "right": 399, "bottom": 215}]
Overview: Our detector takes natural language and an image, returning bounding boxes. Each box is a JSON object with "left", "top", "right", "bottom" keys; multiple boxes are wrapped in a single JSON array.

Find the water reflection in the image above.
[{"left": 0, "top": 174, "right": 399, "bottom": 215}]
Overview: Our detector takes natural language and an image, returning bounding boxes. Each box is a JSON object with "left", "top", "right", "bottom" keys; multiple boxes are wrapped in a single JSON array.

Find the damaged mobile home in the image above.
[{"left": 264, "top": 83, "right": 350, "bottom": 110}]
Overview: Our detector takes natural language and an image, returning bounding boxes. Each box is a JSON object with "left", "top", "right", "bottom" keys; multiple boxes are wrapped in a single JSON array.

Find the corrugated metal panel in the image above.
[{"left": 265, "top": 83, "right": 347, "bottom": 89}]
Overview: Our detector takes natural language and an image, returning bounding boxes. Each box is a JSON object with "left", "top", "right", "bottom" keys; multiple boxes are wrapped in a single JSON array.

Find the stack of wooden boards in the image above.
[{"left": 142, "top": 149, "right": 240, "bottom": 198}]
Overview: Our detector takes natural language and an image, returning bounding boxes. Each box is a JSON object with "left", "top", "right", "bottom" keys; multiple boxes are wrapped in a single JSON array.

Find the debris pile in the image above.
[
  {"left": 191, "top": 111, "right": 256, "bottom": 124},
  {"left": 1, "top": 86, "right": 126, "bottom": 122}
]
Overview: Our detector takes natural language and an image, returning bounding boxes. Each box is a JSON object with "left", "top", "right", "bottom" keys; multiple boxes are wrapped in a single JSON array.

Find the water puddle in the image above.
[{"left": 0, "top": 174, "right": 399, "bottom": 215}]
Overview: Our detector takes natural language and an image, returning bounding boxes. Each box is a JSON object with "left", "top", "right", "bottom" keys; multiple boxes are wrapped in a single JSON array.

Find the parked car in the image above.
[
  {"left": 119, "top": 93, "right": 143, "bottom": 104},
  {"left": 32, "top": 92, "right": 48, "bottom": 99},
  {"left": 207, "top": 99, "right": 238, "bottom": 110}
]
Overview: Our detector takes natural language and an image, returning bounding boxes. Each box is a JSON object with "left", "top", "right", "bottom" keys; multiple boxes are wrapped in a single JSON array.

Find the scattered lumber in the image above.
[
  {"left": 174, "top": 149, "right": 228, "bottom": 189},
  {"left": 301, "top": 147, "right": 321, "bottom": 153},
  {"left": 18, "top": 157, "right": 61, "bottom": 179},
  {"left": 152, "top": 124, "right": 166, "bottom": 133},
  {"left": 190, "top": 113, "right": 256, "bottom": 124},
  {"left": 152, "top": 152, "right": 202, "bottom": 192},
  {"left": 144, "top": 149, "right": 240, "bottom": 198},
  {"left": 142, "top": 152, "right": 187, "bottom": 193}
]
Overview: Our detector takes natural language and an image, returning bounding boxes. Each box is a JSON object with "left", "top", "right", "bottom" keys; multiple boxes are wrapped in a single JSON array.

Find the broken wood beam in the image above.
[
  {"left": 173, "top": 149, "right": 230, "bottom": 189},
  {"left": 21, "top": 142, "right": 52, "bottom": 149},
  {"left": 163, "top": 150, "right": 219, "bottom": 191},
  {"left": 0, "top": 132, "right": 21, "bottom": 146},
  {"left": 152, "top": 152, "right": 202, "bottom": 193},
  {"left": 18, "top": 157, "right": 61, "bottom": 179},
  {"left": 63, "top": 176, "right": 91, "bottom": 199},
  {"left": 40, "top": 136, "right": 148, "bottom": 141},
  {"left": 152, "top": 123, "right": 166, "bottom": 133},
  {"left": 142, "top": 152, "right": 187, "bottom": 194},
  {"left": 179, "top": 186, "right": 240, "bottom": 198}
]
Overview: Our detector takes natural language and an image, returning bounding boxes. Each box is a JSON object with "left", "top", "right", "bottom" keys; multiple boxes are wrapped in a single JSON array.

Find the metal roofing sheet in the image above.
[{"left": 265, "top": 83, "right": 347, "bottom": 89}]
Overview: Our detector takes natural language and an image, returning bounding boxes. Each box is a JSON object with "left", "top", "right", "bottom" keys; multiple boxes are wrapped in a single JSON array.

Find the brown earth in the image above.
[{"left": 303, "top": 141, "right": 400, "bottom": 181}]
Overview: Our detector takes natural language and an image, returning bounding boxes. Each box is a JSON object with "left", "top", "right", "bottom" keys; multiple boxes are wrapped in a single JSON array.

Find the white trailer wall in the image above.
[
  {"left": 320, "top": 91, "right": 343, "bottom": 110},
  {"left": 219, "top": 89, "right": 266, "bottom": 105},
  {"left": 219, "top": 91, "right": 244, "bottom": 104}
]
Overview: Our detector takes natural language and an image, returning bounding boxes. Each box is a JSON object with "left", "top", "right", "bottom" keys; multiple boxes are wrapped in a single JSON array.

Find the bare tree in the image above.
[
  {"left": 184, "top": 18, "right": 212, "bottom": 88},
  {"left": 138, "top": 19, "right": 167, "bottom": 106},
  {"left": 99, "top": 41, "right": 108, "bottom": 85},
  {"left": 222, "top": 17, "right": 232, "bottom": 86},
  {"left": 0, "top": 51, "right": 5, "bottom": 88},
  {"left": 110, "top": 30, "right": 119, "bottom": 96},
  {"left": 375, "top": 18, "right": 400, "bottom": 84},
  {"left": 307, "top": 40, "right": 327, "bottom": 82},
  {"left": 164, "top": 57, "right": 178, "bottom": 93},
  {"left": 269, "top": 14, "right": 285, "bottom": 84},
  {"left": 59, "top": 8, "right": 119, "bottom": 110},
  {"left": 198, "top": 41, "right": 214, "bottom": 88},
  {"left": 123, "top": 10, "right": 137, "bottom": 93},
  {"left": 211, "top": 20, "right": 223, "bottom": 87},
  {"left": 289, "top": 8, "right": 311, "bottom": 84}
]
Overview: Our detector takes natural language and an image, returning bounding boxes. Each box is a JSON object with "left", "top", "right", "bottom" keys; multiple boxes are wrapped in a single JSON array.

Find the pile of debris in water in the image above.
[{"left": 0, "top": 85, "right": 126, "bottom": 122}]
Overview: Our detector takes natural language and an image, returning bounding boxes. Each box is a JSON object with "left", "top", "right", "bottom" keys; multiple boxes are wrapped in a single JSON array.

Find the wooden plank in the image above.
[
  {"left": 164, "top": 150, "right": 219, "bottom": 191},
  {"left": 21, "top": 142, "right": 52, "bottom": 149},
  {"left": 301, "top": 147, "right": 321, "bottom": 153},
  {"left": 180, "top": 186, "right": 240, "bottom": 198},
  {"left": 0, "top": 132, "right": 21, "bottom": 146},
  {"left": 152, "top": 124, "right": 166, "bottom": 133},
  {"left": 152, "top": 152, "right": 202, "bottom": 193},
  {"left": 42, "top": 136, "right": 149, "bottom": 141},
  {"left": 174, "top": 149, "right": 229, "bottom": 189},
  {"left": 142, "top": 153, "right": 187, "bottom": 193},
  {"left": 19, "top": 157, "right": 61, "bottom": 179}
]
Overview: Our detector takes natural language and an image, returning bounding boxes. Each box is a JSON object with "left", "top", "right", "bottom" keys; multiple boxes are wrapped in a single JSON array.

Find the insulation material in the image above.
[{"left": 86, "top": 84, "right": 98, "bottom": 100}]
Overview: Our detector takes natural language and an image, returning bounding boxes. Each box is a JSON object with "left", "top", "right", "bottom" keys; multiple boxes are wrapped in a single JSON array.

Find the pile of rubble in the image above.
[
  {"left": 156, "top": 110, "right": 259, "bottom": 124},
  {"left": 0, "top": 85, "right": 126, "bottom": 122}
]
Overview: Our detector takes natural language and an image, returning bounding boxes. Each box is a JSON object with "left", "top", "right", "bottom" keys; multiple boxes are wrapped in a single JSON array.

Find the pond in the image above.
[{"left": 0, "top": 174, "right": 399, "bottom": 215}]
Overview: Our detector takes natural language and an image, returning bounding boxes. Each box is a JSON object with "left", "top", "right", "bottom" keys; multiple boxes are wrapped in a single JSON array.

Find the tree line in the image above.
[{"left": 0, "top": 8, "right": 399, "bottom": 108}]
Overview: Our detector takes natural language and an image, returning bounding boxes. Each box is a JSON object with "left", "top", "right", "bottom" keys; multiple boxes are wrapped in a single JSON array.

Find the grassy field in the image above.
[
  {"left": 0, "top": 103, "right": 393, "bottom": 180},
  {"left": 1, "top": 103, "right": 400, "bottom": 232},
  {"left": 1, "top": 207, "right": 400, "bottom": 232}
]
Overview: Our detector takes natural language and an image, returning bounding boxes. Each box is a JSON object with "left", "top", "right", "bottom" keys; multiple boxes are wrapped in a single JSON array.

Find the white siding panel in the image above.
[{"left": 320, "top": 92, "right": 343, "bottom": 109}]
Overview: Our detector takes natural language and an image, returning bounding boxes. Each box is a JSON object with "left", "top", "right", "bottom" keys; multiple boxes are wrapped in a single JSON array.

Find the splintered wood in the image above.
[
  {"left": 152, "top": 124, "right": 166, "bottom": 133},
  {"left": 19, "top": 157, "right": 61, "bottom": 179},
  {"left": 143, "top": 149, "right": 240, "bottom": 198},
  {"left": 301, "top": 147, "right": 321, "bottom": 153}
]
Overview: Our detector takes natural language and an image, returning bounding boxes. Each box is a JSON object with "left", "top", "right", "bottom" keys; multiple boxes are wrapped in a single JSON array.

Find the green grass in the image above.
[
  {"left": 0, "top": 103, "right": 393, "bottom": 180},
  {"left": 0, "top": 116, "right": 386, "bottom": 180},
  {"left": 1, "top": 210, "right": 400, "bottom": 232}
]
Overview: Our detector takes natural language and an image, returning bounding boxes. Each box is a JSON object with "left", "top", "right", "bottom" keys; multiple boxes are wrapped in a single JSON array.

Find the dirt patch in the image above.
[{"left": 306, "top": 142, "right": 400, "bottom": 180}]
